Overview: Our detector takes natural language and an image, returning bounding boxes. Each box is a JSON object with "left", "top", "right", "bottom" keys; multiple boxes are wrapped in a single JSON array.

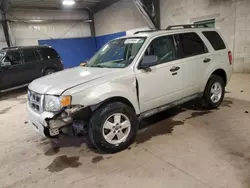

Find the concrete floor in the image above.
[{"left": 0, "top": 74, "right": 250, "bottom": 188}]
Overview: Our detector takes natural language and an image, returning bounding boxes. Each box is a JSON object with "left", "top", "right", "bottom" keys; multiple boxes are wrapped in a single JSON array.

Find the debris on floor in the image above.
[
  {"left": 46, "top": 155, "right": 81, "bottom": 172},
  {"left": 91, "top": 156, "right": 104, "bottom": 163}
]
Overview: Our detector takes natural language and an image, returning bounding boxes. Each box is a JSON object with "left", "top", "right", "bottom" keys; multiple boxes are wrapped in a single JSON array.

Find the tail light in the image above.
[{"left": 228, "top": 51, "right": 233, "bottom": 65}]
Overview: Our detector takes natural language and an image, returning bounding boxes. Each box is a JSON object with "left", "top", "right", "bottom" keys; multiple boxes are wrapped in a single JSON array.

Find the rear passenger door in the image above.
[
  {"left": 177, "top": 32, "right": 209, "bottom": 96},
  {"left": 22, "top": 49, "right": 42, "bottom": 82},
  {"left": 201, "top": 31, "right": 228, "bottom": 81}
]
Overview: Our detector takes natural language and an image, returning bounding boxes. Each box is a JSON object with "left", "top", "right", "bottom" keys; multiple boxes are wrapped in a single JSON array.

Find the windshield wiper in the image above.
[{"left": 89, "top": 64, "right": 106, "bottom": 68}]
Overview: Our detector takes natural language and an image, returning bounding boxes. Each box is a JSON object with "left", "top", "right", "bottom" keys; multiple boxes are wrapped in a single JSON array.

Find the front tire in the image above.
[
  {"left": 88, "top": 102, "right": 138, "bottom": 153},
  {"left": 202, "top": 75, "right": 225, "bottom": 109}
]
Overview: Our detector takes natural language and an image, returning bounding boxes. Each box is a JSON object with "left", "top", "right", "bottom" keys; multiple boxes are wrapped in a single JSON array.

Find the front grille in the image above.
[{"left": 28, "top": 90, "right": 44, "bottom": 113}]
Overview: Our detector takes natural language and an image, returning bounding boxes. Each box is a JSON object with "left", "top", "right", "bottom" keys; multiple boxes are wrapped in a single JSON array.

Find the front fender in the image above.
[{"left": 64, "top": 75, "right": 140, "bottom": 115}]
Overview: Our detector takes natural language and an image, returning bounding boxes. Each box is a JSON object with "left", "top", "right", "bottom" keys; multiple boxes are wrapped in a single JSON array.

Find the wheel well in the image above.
[
  {"left": 211, "top": 69, "right": 227, "bottom": 85},
  {"left": 99, "top": 97, "right": 136, "bottom": 112},
  {"left": 42, "top": 67, "right": 56, "bottom": 76}
]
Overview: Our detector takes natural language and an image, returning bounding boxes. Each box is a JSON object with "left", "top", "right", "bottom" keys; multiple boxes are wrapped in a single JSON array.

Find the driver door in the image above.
[
  {"left": 135, "top": 35, "right": 184, "bottom": 113},
  {"left": 0, "top": 51, "right": 25, "bottom": 90}
]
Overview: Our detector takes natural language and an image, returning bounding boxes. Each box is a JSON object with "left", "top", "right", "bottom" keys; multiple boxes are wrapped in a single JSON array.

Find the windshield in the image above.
[
  {"left": 0, "top": 52, "right": 5, "bottom": 61},
  {"left": 87, "top": 37, "right": 146, "bottom": 68}
]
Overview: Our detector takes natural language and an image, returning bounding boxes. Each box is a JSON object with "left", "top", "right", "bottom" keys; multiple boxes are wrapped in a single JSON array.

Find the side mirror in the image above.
[
  {"left": 79, "top": 62, "right": 87, "bottom": 67},
  {"left": 80, "top": 60, "right": 88, "bottom": 67},
  {"left": 139, "top": 55, "right": 158, "bottom": 69}
]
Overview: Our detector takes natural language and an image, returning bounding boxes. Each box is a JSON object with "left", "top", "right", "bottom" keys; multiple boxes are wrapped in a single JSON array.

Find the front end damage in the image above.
[{"left": 44, "top": 105, "right": 92, "bottom": 137}]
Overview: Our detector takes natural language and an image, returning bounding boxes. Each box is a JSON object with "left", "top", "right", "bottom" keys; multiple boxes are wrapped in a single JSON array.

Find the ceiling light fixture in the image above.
[
  {"left": 62, "top": 0, "right": 76, "bottom": 6},
  {"left": 30, "top": 20, "right": 44, "bottom": 22},
  {"left": 83, "top": 19, "right": 93, "bottom": 23}
]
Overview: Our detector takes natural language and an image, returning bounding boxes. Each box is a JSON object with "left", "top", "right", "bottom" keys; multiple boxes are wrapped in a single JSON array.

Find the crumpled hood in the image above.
[{"left": 28, "top": 67, "right": 118, "bottom": 95}]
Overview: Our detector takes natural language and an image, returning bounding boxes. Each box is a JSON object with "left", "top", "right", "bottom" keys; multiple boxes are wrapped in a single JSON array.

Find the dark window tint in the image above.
[
  {"left": 40, "top": 48, "right": 59, "bottom": 60},
  {"left": 145, "top": 35, "right": 177, "bottom": 64},
  {"left": 34, "top": 50, "right": 42, "bottom": 60},
  {"left": 179, "top": 32, "right": 207, "bottom": 57},
  {"left": 4, "top": 51, "right": 21, "bottom": 65},
  {"left": 202, "top": 31, "right": 226, "bottom": 50},
  {"left": 23, "top": 49, "right": 38, "bottom": 62}
]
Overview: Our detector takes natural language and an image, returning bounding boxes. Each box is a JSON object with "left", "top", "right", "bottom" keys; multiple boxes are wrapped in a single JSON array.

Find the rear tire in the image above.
[
  {"left": 202, "top": 75, "right": 225, "bottom": 109},
  {"left": 88, "top": 102, "right": 138, "bottom": 153},
  {"left": 44, "top": 69, "right": 55, "bottom": 75}
]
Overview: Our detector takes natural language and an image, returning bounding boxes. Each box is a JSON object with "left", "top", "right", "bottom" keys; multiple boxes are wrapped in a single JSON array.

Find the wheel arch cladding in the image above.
[
  {"left": 97, "top": 97, "right": 136, "bottom": 113},
  {"left": 211, "top": 69, "right": 227, "bottom": 85},
  {"left": 42, "top": 66, "right": 57, "bottom": 75}
]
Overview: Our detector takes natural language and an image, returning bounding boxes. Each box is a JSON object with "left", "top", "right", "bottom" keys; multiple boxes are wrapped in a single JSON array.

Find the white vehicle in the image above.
[{"left": 27, "top": 24, "right": 233, "bottom": 153}]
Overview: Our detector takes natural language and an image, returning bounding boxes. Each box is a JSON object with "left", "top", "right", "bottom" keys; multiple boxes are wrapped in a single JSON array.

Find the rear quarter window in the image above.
[
  {"left": 40, "top": 48, "right": 59, "bottom": 60},
  {"left": 179, "top": 32, "right": 207, "bottom": 58},
  {"left": 202, "top": 31, "right": 226, "bottom": 51}
]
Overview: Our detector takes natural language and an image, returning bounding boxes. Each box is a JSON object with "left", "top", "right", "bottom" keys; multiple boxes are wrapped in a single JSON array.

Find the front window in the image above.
[
  {"left": 144, "top": 35, "right": 178, "bottom": 64},
  {"left": 87, "top": 37, "right": 146, "bottom": 68},
  {"left": 0, "top": 52, "right": 5, "bottom": 61}
]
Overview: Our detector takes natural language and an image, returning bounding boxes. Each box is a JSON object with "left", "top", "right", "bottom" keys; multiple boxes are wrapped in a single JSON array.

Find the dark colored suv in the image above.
[{"left": 0, "top": 46, "right": 63, "bottom": 92}]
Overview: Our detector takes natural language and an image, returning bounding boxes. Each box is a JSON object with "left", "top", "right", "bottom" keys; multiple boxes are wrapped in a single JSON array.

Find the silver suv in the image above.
[{"left": 27, "top": 25, "right": 233, "bottom": 153}]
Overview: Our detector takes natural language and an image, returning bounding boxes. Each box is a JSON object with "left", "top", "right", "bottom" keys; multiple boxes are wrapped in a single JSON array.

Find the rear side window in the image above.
[
  {"left": 202, "top": 31, "right": 226, "bottom": 50},
  {"left": 40, "top": 48, "right": 59, "bottom": 60},
  {"left": 23, "top": 49, "right": 38, "bottom": 62},
  {"left": 179, "top": 32, "right": 207, "bottom": 58}
]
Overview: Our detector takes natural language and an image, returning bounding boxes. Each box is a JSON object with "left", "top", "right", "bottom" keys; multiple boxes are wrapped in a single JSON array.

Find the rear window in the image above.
[
  {"left": 202, "top": 31, "right": 226, "bottom": 50},
  {"left": 179, "top": 32, "right": 207, "bottom": 58},
  {"left": 40, "top": 48, "right": 59, "bottom": 60}
]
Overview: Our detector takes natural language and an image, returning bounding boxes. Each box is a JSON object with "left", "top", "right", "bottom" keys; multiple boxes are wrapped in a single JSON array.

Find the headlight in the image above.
[{"left": 44, "top": 95, "right": 71, "bottom": 112}]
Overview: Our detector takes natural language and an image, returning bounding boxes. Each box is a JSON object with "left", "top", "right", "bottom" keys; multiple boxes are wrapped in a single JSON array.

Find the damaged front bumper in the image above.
[{"left": 27, "top": 103, "right": 89, "bottom": 138}]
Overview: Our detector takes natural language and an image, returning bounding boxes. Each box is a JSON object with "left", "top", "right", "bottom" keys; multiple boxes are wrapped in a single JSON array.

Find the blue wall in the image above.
[
  {"left": 39, "top": 37, "right": 97, "bottom": 68},
  {"left": 38, "top": 31, "right": 126, "bottom": 68}
]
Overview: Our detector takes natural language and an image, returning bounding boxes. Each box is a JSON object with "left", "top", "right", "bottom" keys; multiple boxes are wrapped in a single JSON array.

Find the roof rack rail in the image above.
[
  {"left": 1, "top": 45, "right": 50, "bottom": 50},
  {"left": 166, "top": 24, "right": 208, "bottom": 30},
  {"left": 2, "top": 47, "right": 19, "bottom": 50},
  {"left": 134, "top": 29, "right": 159, "bottom": 34}
]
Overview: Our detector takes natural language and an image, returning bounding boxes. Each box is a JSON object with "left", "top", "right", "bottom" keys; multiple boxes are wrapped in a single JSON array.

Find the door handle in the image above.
[
  {"left": 203, "top": 58, "right": 211, "bottom": 63},
  {"left": 170, "top": 66, "right": 180, "bottom": 72}
]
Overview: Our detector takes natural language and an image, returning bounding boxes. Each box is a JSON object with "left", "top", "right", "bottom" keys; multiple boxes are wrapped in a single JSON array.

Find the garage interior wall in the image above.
[
  {"left": 39, "top": 37, "right": 97, "bottom": 68},
  {"left": 3, "top": 9, "right": 94, "bottom": 68},
  {"left": 8, "top": 9, "right": 91, "bottom": 46},
  {"left": 94, "top": 0, "right": 147, "bottom": 36}
]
